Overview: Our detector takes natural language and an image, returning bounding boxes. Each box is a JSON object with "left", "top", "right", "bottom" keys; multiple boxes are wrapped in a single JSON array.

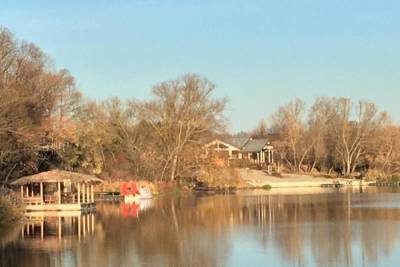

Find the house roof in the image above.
[
  {"left": 242, "top": 139, "right": 270, "bottom": 152},
  {"left": 222, "top": 137, "right": 251, "bottom": 149},
  {"left": 203, "top": 136, "right": 272, "bottom": 152},
  {"left": 11, "top": 170, "right": 104, "bottom": 185}
]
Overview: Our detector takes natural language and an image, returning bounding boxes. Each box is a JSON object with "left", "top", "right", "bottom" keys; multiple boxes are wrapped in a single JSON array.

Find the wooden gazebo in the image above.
[{"left": 11, "top": 170, "right": 103, "bottom": 211}]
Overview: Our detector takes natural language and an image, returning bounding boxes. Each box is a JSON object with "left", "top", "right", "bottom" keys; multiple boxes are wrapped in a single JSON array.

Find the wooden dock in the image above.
[
  {"left": 321, "top": 183, "right": 344, "bottom": 188},
  {"left": 320, "top": 180, "right": 376, "bottom": 188}
]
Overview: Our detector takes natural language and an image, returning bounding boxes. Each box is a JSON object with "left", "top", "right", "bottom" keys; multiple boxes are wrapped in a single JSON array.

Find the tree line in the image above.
[
  {"left": 0, "top": 27, "right": 226, "bottom": 185},
  {"left": 1, "top": 25, "right": 399, "bottom": 186},
  {"left": 250, "top": 98, "right": 400, "bottom": 178}
]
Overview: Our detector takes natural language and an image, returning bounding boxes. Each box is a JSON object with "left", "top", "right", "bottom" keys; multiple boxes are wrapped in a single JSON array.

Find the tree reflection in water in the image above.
[{"left": 2, "top": 188, "right": 400, "bottom": 267}]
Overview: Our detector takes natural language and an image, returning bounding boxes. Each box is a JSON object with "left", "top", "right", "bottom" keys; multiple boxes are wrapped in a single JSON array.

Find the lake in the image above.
[{"left": 2, "top": 187, "right": 400, "bottom": 267}]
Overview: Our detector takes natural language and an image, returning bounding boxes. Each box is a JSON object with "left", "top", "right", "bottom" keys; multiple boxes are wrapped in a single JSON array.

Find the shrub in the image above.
[{"left": 0, "top": 190, "right": 23, "bottom": 227}]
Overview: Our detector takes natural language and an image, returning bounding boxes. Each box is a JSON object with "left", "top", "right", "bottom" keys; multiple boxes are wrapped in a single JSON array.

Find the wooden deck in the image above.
[{"left": 25, "top": 210, "right": 84, "bottom": 218}]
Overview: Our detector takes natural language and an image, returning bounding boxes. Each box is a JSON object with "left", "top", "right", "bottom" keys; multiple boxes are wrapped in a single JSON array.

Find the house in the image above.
[{"left": 204, "top": 137, "right": 274, "bottom": 166}]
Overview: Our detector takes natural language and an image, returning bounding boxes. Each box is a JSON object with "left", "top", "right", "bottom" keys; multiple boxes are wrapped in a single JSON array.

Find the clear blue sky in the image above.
[{"left": 1, "top": 0, "right": 399, "bottom": 132}]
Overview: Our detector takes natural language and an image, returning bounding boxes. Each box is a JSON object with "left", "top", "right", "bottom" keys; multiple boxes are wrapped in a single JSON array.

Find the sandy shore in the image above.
[{"left": 237, "top": 169, "right": 368, "bottom": 188}]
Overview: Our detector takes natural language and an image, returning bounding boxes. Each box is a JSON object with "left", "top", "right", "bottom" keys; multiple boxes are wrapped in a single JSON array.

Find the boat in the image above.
[
  {"left": 124, "top": 187, "right": 153, "bottom": 202},
  {"left": 121, "top": 181, "right": 153, "bottom": 203}
]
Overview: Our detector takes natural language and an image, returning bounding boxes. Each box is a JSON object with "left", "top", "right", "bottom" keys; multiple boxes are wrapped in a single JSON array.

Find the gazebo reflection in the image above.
[{"left": 20, "top": 211, "right": 96, "bottom": 251}]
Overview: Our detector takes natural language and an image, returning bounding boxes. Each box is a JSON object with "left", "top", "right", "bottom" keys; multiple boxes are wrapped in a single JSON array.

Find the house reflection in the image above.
[{"left": 19, "top": 211, "right": 96, "bottom": 251}]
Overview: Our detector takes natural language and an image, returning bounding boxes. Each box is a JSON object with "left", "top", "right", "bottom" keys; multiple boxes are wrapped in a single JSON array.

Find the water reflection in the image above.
[
  {"left": 1, "top": 212, "right": 97, "bottom": 267},
  {"left": 2, "top": 189, "right": 400, "bottom": 267},
  {"left": 21, "top": 212, "right": 96, "bottom": 245},
  {"left": 121, "top": 199, "right": 153, "bottom": 218}
]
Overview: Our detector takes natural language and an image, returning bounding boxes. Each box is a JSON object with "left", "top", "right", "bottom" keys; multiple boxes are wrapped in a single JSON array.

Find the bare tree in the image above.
[
  {"left": 330, "top": 98, "right": 387, "bottom": 176},
  {"left": 369, "top": 125, "right": 400, "bottom": 176},
  {"left": 271, "top": 99, "right": 305, "bottom": 172},
  {"left": 303, "top": 97, "right": 335, "bottom": 172},
  {"left": 138, "top": 74, "right": 227, "bottom": 182}
]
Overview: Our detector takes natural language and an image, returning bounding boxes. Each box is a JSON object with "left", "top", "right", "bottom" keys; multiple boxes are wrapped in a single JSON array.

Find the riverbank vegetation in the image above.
[
  {"left": 0, "top": 189, "right": 22, "bottom": 227},
  {"left": 264, "top": 98, "right": 400, "bottom": 179},
  {"left": 0, "top": 26, "right": 227, "bottom": 188},
  {"left": 1, "top": 25, "right": 400, "bottom": 192}
]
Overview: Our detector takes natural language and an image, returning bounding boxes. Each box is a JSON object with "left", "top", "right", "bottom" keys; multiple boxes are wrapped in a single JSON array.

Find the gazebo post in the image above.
[
  {"left": 77, "top": 183, "right": 81, "bottom": 204},
  {"left": 57, "top": 182, "right": 61, "bottom": 204},
  {"left": 82, "top": 184, "right": 86, "bottom": 203},
  {"left": 40, "top": 182, "right": 43, "bottom": 204},
  {"left": 86, "top": 184, "right": 90, "bottom": 204},
  {"left": 25, "top": 186, "right": 29, "bottom": 198},
  {"left": 91, "top": 184, "right": 94, "bottom": 203},
  {"left": 20, "top": 186, "right": 23, "bottom": 200}
]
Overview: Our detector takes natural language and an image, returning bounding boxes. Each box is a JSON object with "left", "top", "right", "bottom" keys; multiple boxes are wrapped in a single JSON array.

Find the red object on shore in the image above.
[{"left": 120, "top": 180, "right": 139, "bottom": 196}]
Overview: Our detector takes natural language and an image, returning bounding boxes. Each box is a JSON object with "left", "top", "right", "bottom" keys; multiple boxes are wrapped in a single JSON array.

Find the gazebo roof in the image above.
[{"left": 11, "top": 170, "right": 104, "bottom": 185}]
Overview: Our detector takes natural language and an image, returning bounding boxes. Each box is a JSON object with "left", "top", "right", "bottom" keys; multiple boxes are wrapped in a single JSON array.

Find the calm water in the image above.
[{"left": 2, "top": 187, "right": 400, "bottom": 267}]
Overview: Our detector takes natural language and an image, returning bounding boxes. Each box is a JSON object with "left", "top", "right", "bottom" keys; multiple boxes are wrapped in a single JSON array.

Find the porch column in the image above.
[
  {"left": 257, "top": 153, "right": 260, "bottom": 165},
  {"left": 268, "top": 150, "right": 271, "bottom": 164},
  {"left": 57, "top": 182, "right": 61, "bottom": 204},
  {"left": 20, "top": 186, "right": 23, "bottom": 199},
  {"left": 26, "top": 186, "right": 29, "bottom": 197},
  {"left": 77, "top": 183, "right": 81, "bottom": 204},
  {"left": 91, "top": 184, "right": 94, "bottom": 203},
  {"left": 82, "top": 184, "right": 86, "bottom": 203},
  {"left": 40, "top": 182, "right": 43, "bottom": 204},
  {"left": 271, "top": 150, "right": 274, "bottom": 164}
]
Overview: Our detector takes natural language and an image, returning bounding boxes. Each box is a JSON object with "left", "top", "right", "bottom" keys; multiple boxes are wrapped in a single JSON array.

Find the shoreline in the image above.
[{"left": 237, "top": 169, "right": 375, "bottom": 189}]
